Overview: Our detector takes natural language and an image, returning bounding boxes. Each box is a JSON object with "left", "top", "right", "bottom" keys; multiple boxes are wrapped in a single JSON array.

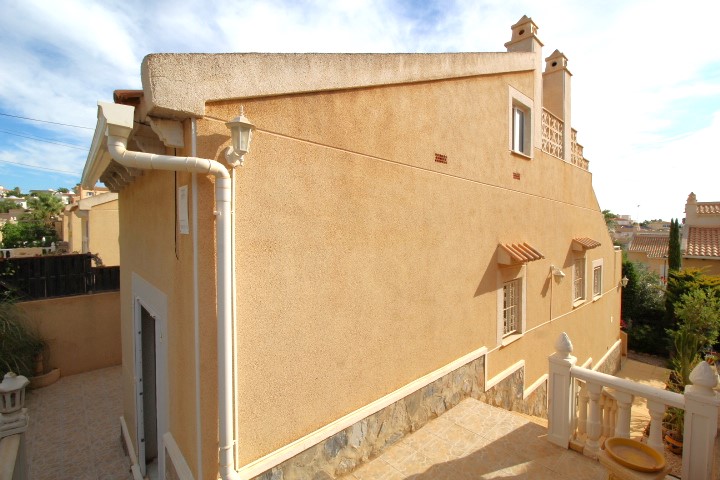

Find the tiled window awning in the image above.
[
  {"left": 572, "top": 237, "right": 601, "bottom": 251},
  {"left": 497, "top": 243, "right": 545, "bottom": 265}
]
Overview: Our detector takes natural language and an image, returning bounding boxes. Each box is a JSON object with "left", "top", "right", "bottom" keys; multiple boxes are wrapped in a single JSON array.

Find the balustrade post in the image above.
[
  {"left": 611, "top": 391, "right": 633, "bottom": 439},
  {"left": 601, "top": 394, "right": 614, "bottom": 438},
  {"left": 682, "top": 361, "right": 720, "bottom": 480},
  {"left": 583, "top": 382, "right": 603, "bottom": 458},
  {"left": 547, "top": 333, "right": 577, "bottom": 448},
  {"left": 646, "top": 400, "right": 665, "bottom": 454}
]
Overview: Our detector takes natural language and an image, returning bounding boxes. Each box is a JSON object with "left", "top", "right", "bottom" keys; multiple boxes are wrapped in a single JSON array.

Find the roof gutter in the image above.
[{"left": 93, "top": 102, "right": 240, "bottom": 480}]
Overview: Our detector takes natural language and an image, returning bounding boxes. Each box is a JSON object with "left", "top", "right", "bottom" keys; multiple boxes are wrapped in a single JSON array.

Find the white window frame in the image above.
[
  {"left": 573, "top": 257, "right": 586, "bottom": 306},
  {"left": 497, "top": 265, "right": 527, "bottom": 346},
  {"left": 592, "top": 258, "right": 603, "bottom": 299},
  {"left": 508, "top": 87, "right": 533, "bottom": 158}
]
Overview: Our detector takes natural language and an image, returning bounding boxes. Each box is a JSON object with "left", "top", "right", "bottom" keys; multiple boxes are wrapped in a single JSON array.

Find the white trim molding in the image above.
[{"left": 164, "top": 433, "right": 195, "bottom": 480}]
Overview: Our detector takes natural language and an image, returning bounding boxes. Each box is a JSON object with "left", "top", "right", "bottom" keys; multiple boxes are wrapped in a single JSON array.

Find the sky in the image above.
[{"left": 0, "top": 0, "right": 718, "bottom": 222}]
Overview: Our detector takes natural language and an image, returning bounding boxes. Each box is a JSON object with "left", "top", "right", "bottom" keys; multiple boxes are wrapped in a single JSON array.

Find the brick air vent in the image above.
[
  {"left": 513, "top": 172, "right": 521, "bottom": 180},
  {"left": 434, "top": 153, "right": 447, "bottom": 164}
]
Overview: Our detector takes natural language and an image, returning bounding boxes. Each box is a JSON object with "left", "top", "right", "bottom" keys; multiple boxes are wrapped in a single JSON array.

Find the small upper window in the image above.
[
  {"left": 508, "top": 87, "right": 533, "bottom": 158},
  {"left": 512, "top": 105, "right": 529, "bottom": 154}
]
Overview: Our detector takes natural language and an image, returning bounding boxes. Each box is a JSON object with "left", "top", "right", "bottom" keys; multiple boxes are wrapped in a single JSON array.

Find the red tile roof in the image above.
[
  {"left": 628, "top": 234, "right": 669, "bottom": 258},
  {"left": 696, "top": 202, "right": 720, "bottom": 215},
  {"left": 572, "top": 237, "right": 601, "bottom": 250},
  {"left": 686, "top": 227, "right": 720, "bottom": 258},
  {"left": 497, "top": 243, "right": 544, "bottom": 264}
]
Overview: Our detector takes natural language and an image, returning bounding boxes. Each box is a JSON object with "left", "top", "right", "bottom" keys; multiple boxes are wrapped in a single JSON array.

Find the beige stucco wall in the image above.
[
  {"left": 87, "top": 199, "right": 120, "bottom": 266},
  {"left": 17, "top": 292, "right": 121, "bottom": 376},
  {"left": 118, "top": 162, "right": 219, "bottom": 478},
  {"left": 627, "top": 252, "right": 669, "bottom": 280},
  {"left": 64, "top": 209, "right": 83, "bottom": 253},
  {"left": 682, "top": 258, "right": 720, "bottom": 276},
  {"left": 191, "top": 71, "right": 621, "bottom": 465}
]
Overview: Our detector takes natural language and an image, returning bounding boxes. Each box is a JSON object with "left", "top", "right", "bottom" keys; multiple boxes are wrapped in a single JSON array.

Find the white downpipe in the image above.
[
  {"left": 106, "top": 134, "right": 239, "bottom": 480},
  {"left": 190, "top": 119, "right": 203, "bottom": 480}
]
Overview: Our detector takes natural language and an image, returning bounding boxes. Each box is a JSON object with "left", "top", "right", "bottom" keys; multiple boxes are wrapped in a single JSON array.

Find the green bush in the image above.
[{"left": 0, "top": 297, "right": 45, "bottom": 377}]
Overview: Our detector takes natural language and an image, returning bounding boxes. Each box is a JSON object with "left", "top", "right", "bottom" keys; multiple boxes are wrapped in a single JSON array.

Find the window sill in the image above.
[
  {"left": 510, "top": 150, "right": 532, "bottom": 160},
  {"left": 573, "top": 299, "right": 586, "bottom": 308},
  {"left": 592, "top": 295, "right": 602, "bottom": 302},
  {"left": 501, "top": 333, "right": 523, "bottom": 347}
]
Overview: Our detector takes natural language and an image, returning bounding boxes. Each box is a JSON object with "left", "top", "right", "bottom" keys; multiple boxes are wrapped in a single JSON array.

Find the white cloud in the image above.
[{"left": 0, "top": 0, "right": 718, "bottom": 219}]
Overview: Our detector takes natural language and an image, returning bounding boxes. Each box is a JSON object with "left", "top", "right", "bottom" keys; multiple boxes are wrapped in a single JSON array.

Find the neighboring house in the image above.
[
  {"left": 681, "top": 192, "right": 720, "bottom": 275},
  {"left": 80, "top": 16, "right": 622, "bottom": 480},
  {"left": 63, "top": 192, "right": 119, "bottom": 265},
  {"left": 627, "top": 233, "right": 669, "bottom": 281}
]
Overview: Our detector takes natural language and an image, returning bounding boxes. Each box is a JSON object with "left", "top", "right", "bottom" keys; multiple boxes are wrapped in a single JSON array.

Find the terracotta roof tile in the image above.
[
  {"left": 696, "top": 202, "right": 720, "bottom": 215},
  {"left": 498, "top": 243, "right": 544, "bottom": 265},
  {"left": 686, "top": 227, "right": 720, "bottom": 257},
  {"left": 628, "top": 234, "right": 669, "bottom": 259},
  {"left": 572, "top": 237, "right": 601, "bottom": 250}
]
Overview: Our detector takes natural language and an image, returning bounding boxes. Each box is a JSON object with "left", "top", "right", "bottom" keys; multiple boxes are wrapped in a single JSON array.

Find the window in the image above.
[
  {"left": 503, "top": 278, "right": 522, "bottom": 336},
  {"left": 592, "top": 259, "right": 603, "bottom": 299},
  {"left": 508, "top": 86, "right": 533, "bottom": 157},
  {"left": 573, "top": 258, "right": 586, "bottom": 303},
  {"left": 512, "top": 105, "right": 528, "bottom": 154}
]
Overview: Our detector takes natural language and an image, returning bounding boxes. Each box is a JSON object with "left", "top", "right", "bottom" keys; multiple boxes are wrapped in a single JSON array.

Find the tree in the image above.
[
  {"left": 25, "top": 193, "right": 63, "bottom": 227},
  {"left": 673, "top": 288, "right": 720, "bottom": 350},
  {"left": 0, "top": 221, "right": 57, "bottom": 248},
  {"left": 8, "top": 187, "right": 22, "bottom": 197},
  {"left": 665, "top": 267, "right": 720, "bottom": 329},
  {"left": 602, "top": 209, "right": 617, "bottom": 232},
  {"left": 668, "top": 218, "right": 681, "bottom": 271},
  {"left": 0, "top": 199, "right": 21, "bottom": 213},
  {"left": 56, "top": 187, "right": 69, "bottom": 193},
  {"left": 621, "top": 258, "right": 666, "bottom": 354}
]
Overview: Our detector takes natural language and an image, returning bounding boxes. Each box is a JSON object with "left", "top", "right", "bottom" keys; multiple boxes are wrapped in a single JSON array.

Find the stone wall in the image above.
[
  {"left": 253, "top": 356, "right": 485, "bottom": 480},
  {"left": 252, "top": 350, "right": 560, "bottom": 480},
  {"left": 594, "top": 342, "right": 622, "bottom": 376}
]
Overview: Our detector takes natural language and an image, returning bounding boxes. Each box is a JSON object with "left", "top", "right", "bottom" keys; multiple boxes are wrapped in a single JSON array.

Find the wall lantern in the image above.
[
  {"left": 225, "top": 106, "right": 255, "bottom": 167},
  {"left": 0, "top": 372, "right": 30, "bottom": 438},
  {"left": 620, "top": 276, "right": 629, "bottom": 288},
  {"left": 551, "top": 265, "right": 565, "bottom": 279}
]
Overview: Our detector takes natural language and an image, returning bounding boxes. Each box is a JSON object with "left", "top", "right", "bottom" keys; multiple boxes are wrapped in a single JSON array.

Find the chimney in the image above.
[
  {"left": 543, "top": 50, "right": 572, "bottom": 162},
  {"left": 505, "top": 16, "right": 543, "bottom": 152}
]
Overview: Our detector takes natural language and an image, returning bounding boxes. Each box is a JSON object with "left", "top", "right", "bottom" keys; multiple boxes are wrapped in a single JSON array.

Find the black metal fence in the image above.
[{"left": 0, "top": 253, "right": 120, "bottom": 300}]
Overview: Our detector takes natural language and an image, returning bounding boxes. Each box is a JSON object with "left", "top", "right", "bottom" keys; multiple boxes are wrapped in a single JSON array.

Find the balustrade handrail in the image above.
[{"left": 570, "top": 365, "right": 684, "bottom": 409}]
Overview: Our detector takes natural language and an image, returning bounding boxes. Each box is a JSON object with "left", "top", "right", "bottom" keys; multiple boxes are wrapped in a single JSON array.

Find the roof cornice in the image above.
[{"left": 140, "top": 52, "right": 536, "bottom": 118}]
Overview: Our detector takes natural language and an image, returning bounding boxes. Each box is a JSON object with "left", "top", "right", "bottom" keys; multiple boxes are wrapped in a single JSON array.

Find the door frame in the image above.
[{"left": 132, "top": 273, "right": 169, "bottom": 479}]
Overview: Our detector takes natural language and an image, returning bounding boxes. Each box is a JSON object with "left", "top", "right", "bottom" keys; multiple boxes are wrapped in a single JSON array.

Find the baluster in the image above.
[
  {"left": 584, "top": 382, "right": 603, "bottom": 458},
  {"left": 608, "top": 397, "right": 617, "bottom": 439},
  {"left": 611, "top": 391, "right": 633, "bottom": 438},
  {"left": 602, "top": 394, "right": 615, "bottom": 438},
  {"left": 576, "top": 381, "right": 588, "bottom": 440},
  {"left": 646, "top": 400, "right": 666, "bottom": 454}
]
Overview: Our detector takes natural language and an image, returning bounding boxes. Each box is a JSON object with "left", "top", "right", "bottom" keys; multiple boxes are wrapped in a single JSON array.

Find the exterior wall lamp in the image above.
[
  {"left": 0, "top": 372, "right": 30, "bottom": 438},
  {"left": 551, "top": 265, "right": 565, "bottom": 278},
  {"left": 225, "top": 106, "right": 255, "bottom": 167},
  {"left": 620, "top": 276, "right": 629, "bottom": 288}
]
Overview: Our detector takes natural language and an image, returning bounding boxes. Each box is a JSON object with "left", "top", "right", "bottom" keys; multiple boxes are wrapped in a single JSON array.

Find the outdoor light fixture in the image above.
[
  {"left": 225, "top": 106, "right": 255, "bottom": 167},
  {"left": 551, "top": 265, "right": 565, "bottom": 278},
  {"left": 620, "top": 276, "right": 629, "bottom": 288},
  {"left": 0, "top": 372, "right": 29, "bottom": 438}
]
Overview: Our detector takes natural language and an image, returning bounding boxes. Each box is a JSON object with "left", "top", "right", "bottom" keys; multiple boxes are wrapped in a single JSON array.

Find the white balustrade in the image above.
[{"left": 548, "top": 332, "right": 720, "bottom": 480}]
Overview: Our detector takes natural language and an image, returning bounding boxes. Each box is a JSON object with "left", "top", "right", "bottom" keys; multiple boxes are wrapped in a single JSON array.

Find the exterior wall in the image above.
[
  {"left": 87, "top": 199, "right": 120, "bottom": 266},
  {"left": 17, "top": 292, "right": 121, "bottom": 376},
  {"left": 194, "top": 70, "right": 621, "bottom": 468},
  {"left": 65, "top": 210, "right": 83, "bottom": 253},
  {"left": 626, "top": 251, "right": 669, "bottom": 280},
  {"left": 117, "top": 166, "right": 217, "bottom": 479},
  {"left": 682, "top": 257, "right": 720, "bottom": 276}
]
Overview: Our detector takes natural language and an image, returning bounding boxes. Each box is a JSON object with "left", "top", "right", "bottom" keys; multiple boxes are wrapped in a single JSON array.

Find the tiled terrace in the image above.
[
  {"left": 22, "top": 360, "right": 684, "bottom": 480},
  {"left": 25, "top": 366, "right": 131, "bottom": 480}
]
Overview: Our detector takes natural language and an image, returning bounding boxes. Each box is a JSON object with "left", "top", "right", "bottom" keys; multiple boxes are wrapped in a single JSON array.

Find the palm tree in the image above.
[{"left": 25, "top": 193, "right": 64, "bottom": 227}]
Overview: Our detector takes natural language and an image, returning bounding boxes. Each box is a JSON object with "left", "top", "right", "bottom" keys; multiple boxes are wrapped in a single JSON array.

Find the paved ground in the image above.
[
  {"left": 22, "top": 358, "right": 686, "bottom": 480},
  {"left": 25, "top": 365, "right": 132, "bottom": 480}
]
